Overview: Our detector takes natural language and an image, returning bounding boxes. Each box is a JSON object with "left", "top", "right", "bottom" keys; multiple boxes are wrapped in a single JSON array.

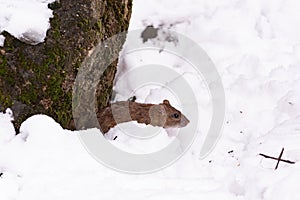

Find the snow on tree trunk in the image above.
[{"left": 0, "top": 0, "right": 132, "bottom": 130}]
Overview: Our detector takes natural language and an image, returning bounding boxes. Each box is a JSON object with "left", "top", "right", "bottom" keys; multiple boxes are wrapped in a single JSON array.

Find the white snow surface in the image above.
[
  {"left": 1, "top": 0, "right": 300, "bottom": 199},
  {"left": 0, "top": 0, "right": 55, "bottom": 46},
  {"left": 0, "top": 34, "right": 4, "bottom": 46}
]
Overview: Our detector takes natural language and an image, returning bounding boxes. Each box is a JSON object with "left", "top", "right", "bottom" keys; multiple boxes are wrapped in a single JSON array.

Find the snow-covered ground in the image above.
[{"left": 1, "top": 0, "right": 300, "bottom": 199}]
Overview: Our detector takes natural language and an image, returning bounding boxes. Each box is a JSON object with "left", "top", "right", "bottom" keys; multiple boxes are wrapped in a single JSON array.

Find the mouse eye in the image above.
[{"left": 173, "top": 113, "right": 180, "bottom": 118}]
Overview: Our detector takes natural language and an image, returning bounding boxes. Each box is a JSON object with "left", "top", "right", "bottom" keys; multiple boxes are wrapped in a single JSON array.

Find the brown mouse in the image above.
[{"left": 97, "top": 99, "right": 190, "bottom": 134}]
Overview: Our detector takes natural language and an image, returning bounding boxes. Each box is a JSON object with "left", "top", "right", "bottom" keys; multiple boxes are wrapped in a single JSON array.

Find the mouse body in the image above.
[{"left": 97, "top": 99, "right": 189, "bottom": 134}]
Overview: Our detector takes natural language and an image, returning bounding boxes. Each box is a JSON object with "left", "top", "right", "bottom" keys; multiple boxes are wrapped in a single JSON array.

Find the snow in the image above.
[
  {"left": 0, "top": 109, "right": 15, "bottom": 144},
  {"left": 0, "top": 34, "right": 4, "bottom": 46},
  {"left": 0, "top": 0, "right": 55, "bottom": 46},
  {"left": 1, "top": 0, "right": 300, "bottom": 199}
]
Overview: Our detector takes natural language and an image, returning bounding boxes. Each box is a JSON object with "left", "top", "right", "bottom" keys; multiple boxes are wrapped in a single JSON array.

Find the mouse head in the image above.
[{"left": 149, "top": 99, "right": 190, "bottom": 128}]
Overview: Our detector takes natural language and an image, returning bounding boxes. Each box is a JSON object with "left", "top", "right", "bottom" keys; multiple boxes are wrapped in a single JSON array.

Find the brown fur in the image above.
[{"left": 97, "top": 99, "right": 189, "bottom": 134}]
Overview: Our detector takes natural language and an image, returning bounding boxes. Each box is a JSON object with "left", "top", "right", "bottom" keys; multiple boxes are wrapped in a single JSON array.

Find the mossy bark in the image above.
[{"left": 0, "top": 0, "right": 132, "bottom": 130}]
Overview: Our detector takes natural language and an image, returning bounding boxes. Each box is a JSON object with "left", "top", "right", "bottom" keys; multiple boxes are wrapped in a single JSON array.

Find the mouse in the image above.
[{"left": 97, "top": 99, "right": 189, "bottom": 134}]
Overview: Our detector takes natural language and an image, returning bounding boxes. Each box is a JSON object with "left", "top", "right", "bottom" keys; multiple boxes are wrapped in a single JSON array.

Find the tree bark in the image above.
[{"left": 0, "top": 0, "right": 132, "bottom": 130}]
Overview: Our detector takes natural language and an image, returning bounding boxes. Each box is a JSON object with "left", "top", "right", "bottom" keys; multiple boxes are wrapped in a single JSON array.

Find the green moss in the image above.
[
  {"left": 49, "top": 17, "right": 62, "bottom": 41},
  {"left": 0, "top": 58, "right": 8, "bottom": 76},
  {"left": 0, "top": 15, "right": 73, "bottom": 128},
  {"left": 48, "top": 1, "right": 62, "bottom": 10},
  {"left": 0, "top": 91, "right": 12, "bottom": 108}
]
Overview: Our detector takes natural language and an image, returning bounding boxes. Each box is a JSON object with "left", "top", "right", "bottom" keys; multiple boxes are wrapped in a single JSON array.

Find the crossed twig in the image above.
[{"left": 259, "top": 148, "right": 296, "bottom": 170}]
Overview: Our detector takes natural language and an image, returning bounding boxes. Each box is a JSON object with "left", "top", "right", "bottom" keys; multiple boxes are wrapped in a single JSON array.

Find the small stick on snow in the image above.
[
  {"left": 275, "top": 148, "right": 285, "bottom": 170},
  {"left": 259, "top": 148, "right": 296, "bottom": 170}
]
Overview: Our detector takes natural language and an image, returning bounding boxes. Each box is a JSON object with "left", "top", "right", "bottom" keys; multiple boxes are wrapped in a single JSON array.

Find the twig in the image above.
[
  {"left": 259, "top": 148, "right": 296, "bottom": 170},
  {"left": 259, "top": 154, "right": 296, "bottom": 164},
  {"left": 275, "top": 148, "right": 285, "bottom": 170}
]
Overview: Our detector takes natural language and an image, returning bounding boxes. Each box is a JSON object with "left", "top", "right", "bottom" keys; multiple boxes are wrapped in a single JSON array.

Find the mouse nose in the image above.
[{"left": 180, "top": 115, "right": 190, "bottom": 127}]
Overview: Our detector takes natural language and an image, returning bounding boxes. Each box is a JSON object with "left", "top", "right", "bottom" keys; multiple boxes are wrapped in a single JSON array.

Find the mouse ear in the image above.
[{"left": 163, "top": 100, "right": 170, "bottom": 105}]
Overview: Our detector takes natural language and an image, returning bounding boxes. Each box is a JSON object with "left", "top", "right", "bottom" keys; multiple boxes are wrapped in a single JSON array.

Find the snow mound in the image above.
[
  {"left": 0, "top": 109, "right": 15, "bottom": 144},
  {"left": 19, "top": 114, "right": 64, "bottom": 144},
  {"left": 0, "top": 0, "right": 55, "bottom": 46}
]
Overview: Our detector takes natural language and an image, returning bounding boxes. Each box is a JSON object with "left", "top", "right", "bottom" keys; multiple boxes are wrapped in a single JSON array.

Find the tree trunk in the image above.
[{"left": 0, "top": 0, "right": 132, "bottom": 130}]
